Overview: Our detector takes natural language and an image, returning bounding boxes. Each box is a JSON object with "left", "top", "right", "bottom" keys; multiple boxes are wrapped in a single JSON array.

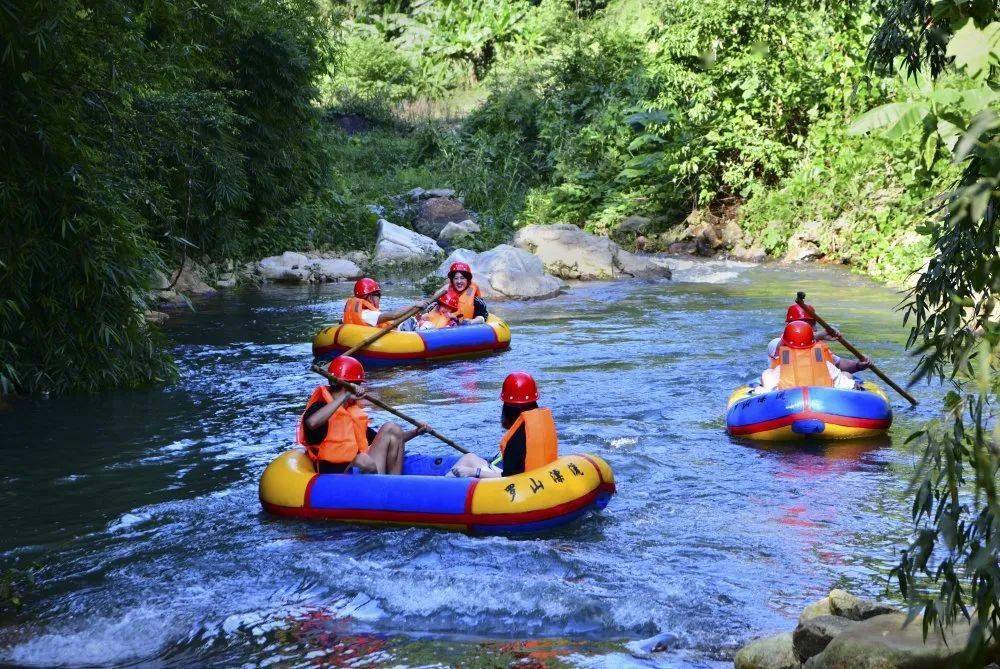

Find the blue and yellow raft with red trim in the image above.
[
  {"left": 259, "top": 450, "right": 615, "bottom": 534},
  {"left": 312, "top": 315, "right": 511, "bottom": 366},
  {"left": 725, "top": 381, "right": 892, "bottom": 441}
]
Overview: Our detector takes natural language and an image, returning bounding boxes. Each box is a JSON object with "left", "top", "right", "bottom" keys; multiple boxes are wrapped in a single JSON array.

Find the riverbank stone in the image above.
[
  {"left": 514, "top": 224, "right": 671, "bottom": 280},
  {"left": 434, "top": 246, "right": 563, "bottom": 300},
  {"left": 257, "top": 252, "right": 362, "bottom": 283},
  {"left": 799, "top": 597, "right": 834, "bottom": 624},
  {"left": 375, "top": 219, "right": 444, "bottom": 263},
  {"left": 734, "top": 632, "right": 800, "bottom": 669},
  {"left": 806, "top": 612, "right": 998, "bottom": 669},
  {"left": 793, "top": 615, "right": 857, "bottom": 662},
  {"left": 827, "top": 589, "right": 899, "bottom": 621},
  {"left": 415, "top": 197, "right": 472, "bottom": 238},
  {"left": 438, "top": 219, "right": 480, "bottom": 250},
  {"left": 152, "top": 258, "right": 216, "bottom": 305}
]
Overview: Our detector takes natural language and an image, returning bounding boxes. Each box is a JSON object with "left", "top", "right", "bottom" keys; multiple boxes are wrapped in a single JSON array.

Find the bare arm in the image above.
[
  {"left": 835, "top": 356, "right": 871, "bottom": 373},
  {"left": 304, "top": 389, "right": 350, "bottom": 431}
]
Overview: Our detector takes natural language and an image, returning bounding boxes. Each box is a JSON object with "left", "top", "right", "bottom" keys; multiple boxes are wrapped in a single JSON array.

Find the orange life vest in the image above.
[
  {"left": 498, "top": 408, "right": 559, "bottom": 472},
  {"left": 421, "top": 308, "right": 457, "bottom": 329},
  {"left": 296, "top": 386, "right": 369, "bottom": 463},
  {"left": 453, "top": 283, "right": 482, "bottom": 319},
  {"left": 776, "top": 343, "right": 835, "bottom": 389},
  {"left": 343, "top": 297, "right": 389, "bottom": 328}
]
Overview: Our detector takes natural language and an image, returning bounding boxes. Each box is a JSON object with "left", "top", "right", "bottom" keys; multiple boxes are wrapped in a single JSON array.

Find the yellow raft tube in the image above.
[
  {"left": 312, "top": 315, "right": 510, "bottom": 366},
  {"left": 260, "top": 450, "right": 615, "bottom": 534}
]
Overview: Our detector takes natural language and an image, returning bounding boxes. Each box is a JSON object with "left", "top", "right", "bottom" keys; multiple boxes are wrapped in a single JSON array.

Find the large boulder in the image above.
[
  {"left": 258, "top": 252, "right": 362, "bottom": 284},
  {"left": 374, "top": 219, "right": 444, "bottom": 263},
  {"left": 514, "top": 224, "right": 671, "bottom": 280},
  {"left": 734, "top": 632, "right": 801, "bottom": 669},
  {"left": 827, "top": 589, "right": 899, "bottom": 622},
  {"left": 799, "top": 597, "right": 834, "bottom": 625},
  {"left": 615, "top": 215, "right": 652, "bottom": 236},
  {"left": 806, "top": 612, "right": 998, "bottom": 669},
  {"left": 433, "top": 246, "right": 564, "bottom": 300},
  {"left": 793, "top": 615, "right": 857, "bottom": 663},
  {"left": 415, "top": 197, "right": 472, "bottom": 238}
]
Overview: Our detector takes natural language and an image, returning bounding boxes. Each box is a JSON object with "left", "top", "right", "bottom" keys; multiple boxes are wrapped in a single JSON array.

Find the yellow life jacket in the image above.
[
  {"left": 296, "top": 386, "right": 369, "bottom": 463},
  {"left": 498, "top": 408, "right": 559, "bottom": 472},
  {"left": 776, "top": 343, "right": 834, "bottom": 389}
]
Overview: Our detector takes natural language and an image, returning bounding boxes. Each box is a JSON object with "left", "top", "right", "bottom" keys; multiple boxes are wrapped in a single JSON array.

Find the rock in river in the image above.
[
  {"left": 374, "top": 219, "right": 444, "bottom": 264},
  {"left": 826, "top": 589, "right": 899, "bottom": 621},
  {"left": 514, "top": 224, "right": 671, "bottom": 280},
  {"left": 434, "top": 246, "right": 564, "bottom": 300},
  {"left": 793, "top": 615, "right": 857, "bottom": 662},
  {"left": 734, "top": 632, "right": 800, "bottom": 669}
]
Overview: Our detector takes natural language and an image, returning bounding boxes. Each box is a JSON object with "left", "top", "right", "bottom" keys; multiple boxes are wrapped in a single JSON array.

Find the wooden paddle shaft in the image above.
[
  {"left": 795, "top": 292, "right": 918, "bottom": 406},
  {"left": 340, "top": 284, "right": 450, "bottom": 359},
  {"left": 309, "top": 363, "right": 472, "bottom": 454}
]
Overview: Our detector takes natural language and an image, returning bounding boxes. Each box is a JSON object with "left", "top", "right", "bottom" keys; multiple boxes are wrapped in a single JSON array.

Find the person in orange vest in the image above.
[
  {"left": 756, "top": 320, "right": 871, "bottom": 393},
  {"left": 416, "top": 290, "right": 462, "bottom": 330},
  {"left": 446, "top": 261, "right": 488, "bottom": 325},
  {"left": 298, "top": 356, "right": 427, "bottom": 474},
  {"left": 343, "top": 278, "right": 427, "bottom": 329},
  {"left": 446, "top": 372, "right": 559, "bottom": 478},
  {"left": 767, "top": 302, "right": 839, "bottom": 362}
]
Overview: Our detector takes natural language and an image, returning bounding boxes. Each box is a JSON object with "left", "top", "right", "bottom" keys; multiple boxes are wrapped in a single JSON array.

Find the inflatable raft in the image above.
[
  {"left": 312, "top": 315, "right": 510, "bottom": 366},
  {"left": 259, "top": 450, "right": 615, "bottom": 534},
  {"left": 725, "top": 381, "right": 892, "bottom": 441}
]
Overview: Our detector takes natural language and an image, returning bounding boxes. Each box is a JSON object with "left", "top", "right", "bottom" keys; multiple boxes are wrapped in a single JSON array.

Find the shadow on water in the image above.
[{"left": 0, "top": 260, "right": 943, "bottom": 667}]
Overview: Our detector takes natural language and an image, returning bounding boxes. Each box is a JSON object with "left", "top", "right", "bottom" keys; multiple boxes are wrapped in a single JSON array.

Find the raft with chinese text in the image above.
[{"left": 259, "top": 450, "right": 615, "bottom": 534}]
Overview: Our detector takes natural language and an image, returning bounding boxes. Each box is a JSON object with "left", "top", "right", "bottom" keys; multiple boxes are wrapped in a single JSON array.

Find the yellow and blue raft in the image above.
[
  {"left": 259, "top": 450, "right": 615, "bottom": 534},
  {"left": 725, "top": 381, "right": 892, "bottom": 441},
  {"left": 312, "top": 315, "right": 511, "bottom": 366}
]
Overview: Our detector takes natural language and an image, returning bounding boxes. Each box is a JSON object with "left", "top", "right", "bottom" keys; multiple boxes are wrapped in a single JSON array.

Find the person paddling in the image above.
[
  {"left": 446, "top": 261, "right": 488, "bottom": 325},
  {"left": 298, "top": 356, "right": 426, "bottom": 474},
  {"left": 766, "top": 302, "right": 838, "bottom": 362},
  {"left": 447, "top": 372, "right": 559, "bottom": 478},
  {"left": 754, "top": 321, "right": 871, "bottom": 393},
  {"left": 344, "top": 278, "right": 427, "bottom": 329}
]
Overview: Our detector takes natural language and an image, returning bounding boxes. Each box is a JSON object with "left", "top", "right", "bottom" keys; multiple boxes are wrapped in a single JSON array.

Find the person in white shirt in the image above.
[{"left": 756, "top": 320, "right": 871, "bottom": 393}]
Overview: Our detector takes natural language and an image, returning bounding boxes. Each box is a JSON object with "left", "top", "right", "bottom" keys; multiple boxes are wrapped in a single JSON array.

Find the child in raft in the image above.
[
  {"left": 416, "top": 290, "right": 463, "bottom": 330},
  {"left": 446, "top": 372, "right": 559, "bottom": 478},
  {"left": 753, "top": 320, "right": 871, "bottom": 394},
  {"left": 298, "top": 356, "right": 427, "bottom": 474},
  {"left": 767, "top": 302, "right": 838, "bottom": 362}
]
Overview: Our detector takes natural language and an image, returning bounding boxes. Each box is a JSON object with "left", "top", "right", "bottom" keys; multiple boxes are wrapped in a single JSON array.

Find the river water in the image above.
[{"left": 0, "top": 259, "right": 943, "bottom": 668}]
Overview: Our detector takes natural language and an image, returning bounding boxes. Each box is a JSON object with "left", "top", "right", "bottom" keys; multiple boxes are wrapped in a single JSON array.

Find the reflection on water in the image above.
[{"left": 0, "top": 260, "right": 940, "bottom": 667}]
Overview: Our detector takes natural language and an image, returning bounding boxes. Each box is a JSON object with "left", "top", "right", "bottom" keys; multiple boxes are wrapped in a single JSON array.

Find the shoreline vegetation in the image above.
[{"left": 3, "top": 0, "right": 997, "bottom": 666}]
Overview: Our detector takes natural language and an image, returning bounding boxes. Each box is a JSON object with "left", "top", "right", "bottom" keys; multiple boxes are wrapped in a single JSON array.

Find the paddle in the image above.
[
  {"left": 795, "top": 292, "right": 918, "bottom": 406},
  {"left": 310, "top": 363, "right": 473, "bottom": 454},
  {"left": 340, "top": 283, "right": 450, "bottom": 359}
]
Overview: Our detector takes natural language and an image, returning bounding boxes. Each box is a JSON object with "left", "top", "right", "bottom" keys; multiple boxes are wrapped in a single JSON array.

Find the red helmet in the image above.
[
  {"left": 438, "top": 290, "right": 461, "bottom": 311},
  {"left": 328, "top": 355, "right": 365, "bottom": 382},
  {"left": 448, "top": 261, "right": 472, "bottom": 280},
  {"left": 782, "top": 320, "right": 815, "bottom": 349},
  {"left": 501, "top": 371, "right": 539, "bottom": 405},
  {"left": 785, "top": 303, "right": 815, "bottom": 325},
  {"left": 354, "top": 277, "right": 381, "bottom": 299}
]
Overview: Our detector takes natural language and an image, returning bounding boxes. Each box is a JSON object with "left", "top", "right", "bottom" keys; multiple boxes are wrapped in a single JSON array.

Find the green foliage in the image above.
[
  {"left": 470, "top": 0, "right": 884, "bottom": 232},
  {"left": 0, "top": 562, "right": 38, "bottom": 613},
  {"left": 861, "top": 5, "right": 1000, "bottom": 658},
  {"left": 0, "top": 0, "right": 338, "bottom": 394}
]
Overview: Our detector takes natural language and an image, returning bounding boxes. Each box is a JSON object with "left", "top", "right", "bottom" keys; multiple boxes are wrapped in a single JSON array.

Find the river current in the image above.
[{"left": 0, "top": 259, "right": 943, "bottom": 667}]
